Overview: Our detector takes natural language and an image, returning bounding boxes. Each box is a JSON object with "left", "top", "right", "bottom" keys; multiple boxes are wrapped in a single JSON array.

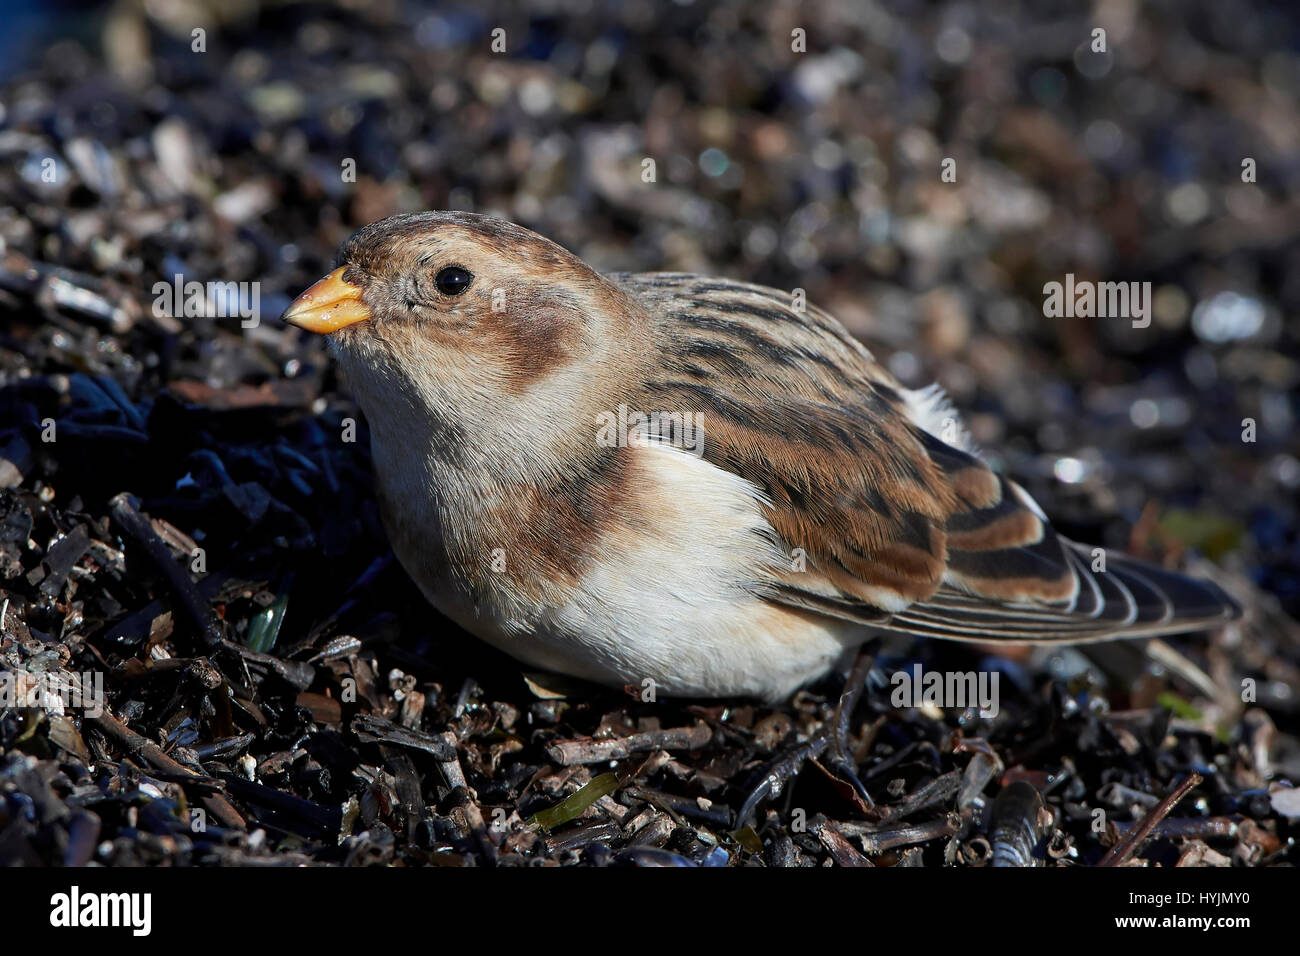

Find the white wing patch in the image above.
[
  {"left": 905, "top": 384, "right": 1052, "bottom": 524},
  {"left": 902, "top": 383, "right": 976, "bottom": 454}
]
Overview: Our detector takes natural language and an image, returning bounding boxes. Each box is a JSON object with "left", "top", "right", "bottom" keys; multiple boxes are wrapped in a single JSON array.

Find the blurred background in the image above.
[{"left": 2, "top": 0, "right": 1297, "bottom": 608}]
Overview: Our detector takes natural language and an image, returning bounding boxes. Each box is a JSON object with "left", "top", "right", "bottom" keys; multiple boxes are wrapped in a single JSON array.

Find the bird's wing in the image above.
[{"left": 615, "top": 272, "right": 1239, "bottom": 641}]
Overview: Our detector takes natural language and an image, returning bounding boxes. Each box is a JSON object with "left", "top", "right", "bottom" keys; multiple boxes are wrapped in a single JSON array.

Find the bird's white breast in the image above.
[{"left": 522, "top": 438, "right": 862, "bottom": 700}]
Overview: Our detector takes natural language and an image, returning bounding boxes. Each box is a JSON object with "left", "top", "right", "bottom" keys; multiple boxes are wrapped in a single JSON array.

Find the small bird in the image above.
[{"left": 283, "top": 211, "right": 1239, "bottom": 701}]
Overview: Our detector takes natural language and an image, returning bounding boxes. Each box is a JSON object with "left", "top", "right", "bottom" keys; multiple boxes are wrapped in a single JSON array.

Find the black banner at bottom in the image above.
[{"left": 11, "top": 864, "right": 1278, "bottom": 944}]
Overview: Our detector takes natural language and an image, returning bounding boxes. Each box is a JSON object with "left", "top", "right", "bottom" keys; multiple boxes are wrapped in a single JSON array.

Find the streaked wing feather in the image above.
[{"left": 615, "top": 272, "right": 1240, "bottom": 643}]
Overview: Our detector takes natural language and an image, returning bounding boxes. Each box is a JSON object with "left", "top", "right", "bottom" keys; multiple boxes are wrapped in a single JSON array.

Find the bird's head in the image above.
[{"left": 283, "top": 211, "right": 650, "bottom": 460}]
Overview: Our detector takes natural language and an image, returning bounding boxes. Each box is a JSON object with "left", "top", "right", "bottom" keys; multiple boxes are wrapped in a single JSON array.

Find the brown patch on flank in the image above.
[{"left": 479, "top": 447, "right": 638, "bottom": 598}]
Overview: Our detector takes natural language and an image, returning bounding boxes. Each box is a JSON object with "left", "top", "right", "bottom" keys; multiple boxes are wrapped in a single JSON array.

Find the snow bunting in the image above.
[{"left": 283, "top": 212, "right": 1239, "bottom": 700}]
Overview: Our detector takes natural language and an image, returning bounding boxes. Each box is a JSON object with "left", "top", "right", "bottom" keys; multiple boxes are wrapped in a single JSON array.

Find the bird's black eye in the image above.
[{"left": 434, "top": 266, "right": 473, "bottom": 296}]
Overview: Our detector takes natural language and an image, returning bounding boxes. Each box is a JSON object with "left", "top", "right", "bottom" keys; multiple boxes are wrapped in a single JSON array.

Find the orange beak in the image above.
[{"left": 282, "top": 266, "right": 372, "bottom": 333}]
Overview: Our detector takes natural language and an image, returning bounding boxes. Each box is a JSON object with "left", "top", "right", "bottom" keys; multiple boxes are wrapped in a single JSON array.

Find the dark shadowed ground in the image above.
[{"left": 0, "top": 0, "right": 1297, "bottom": 867}]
